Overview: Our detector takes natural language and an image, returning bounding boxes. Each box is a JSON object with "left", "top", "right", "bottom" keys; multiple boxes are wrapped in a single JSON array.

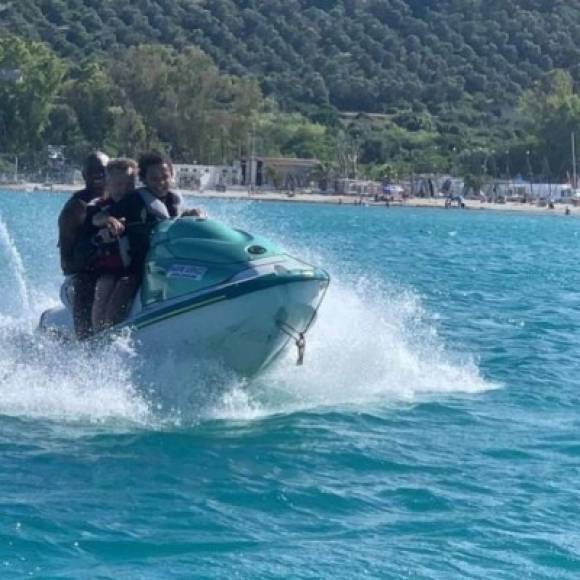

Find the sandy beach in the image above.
[
  {"left": 1, "top": 182, "right": 577, "bottom": 217},
  {"left": 179, "top": 188, "right": 578, "bottom": 217}
]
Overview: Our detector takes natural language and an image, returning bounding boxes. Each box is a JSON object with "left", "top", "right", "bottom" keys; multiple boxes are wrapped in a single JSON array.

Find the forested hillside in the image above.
[
  {"left": 5, "top": 0, "right": 580, "bottom": 113},
  {"left": 2, "top": 1, "right": 580, "bottom": 179}
]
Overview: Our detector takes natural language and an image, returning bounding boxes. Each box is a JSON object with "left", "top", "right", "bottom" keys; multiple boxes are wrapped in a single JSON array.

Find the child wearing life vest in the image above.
[{"left": 89, "top": 158, "right": 138, "bottom": 332}]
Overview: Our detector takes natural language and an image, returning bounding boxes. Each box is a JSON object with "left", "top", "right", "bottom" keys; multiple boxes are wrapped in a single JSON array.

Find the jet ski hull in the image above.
[
  {"left": 133, "top": 272, "right": 327, "bottom": 376},
  {"left": 40, "top": 267, "right": 328, "bottom": 376},
  {"left": 39, "top": 218, "right": 329, "bottom": 376}
]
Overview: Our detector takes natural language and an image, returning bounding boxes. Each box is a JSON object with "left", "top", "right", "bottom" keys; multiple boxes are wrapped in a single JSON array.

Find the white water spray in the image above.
[
  {"left": 210, "top": 275, "right": 494, "bottom": 420},
  {"left": 180, "top": 200, "right": 497, "bottom": 421},
  {"left": 0, "top": 212, "right": 30, "bottom": 315},
  {"left": 0, "top": 326, "right": 151, "bottom": 425}
]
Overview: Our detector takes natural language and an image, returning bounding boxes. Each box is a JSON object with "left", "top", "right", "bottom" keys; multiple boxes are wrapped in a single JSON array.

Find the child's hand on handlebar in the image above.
[
  {"left": 181, "top": 208, "right": 207, "bottom": 219},
  {"left": 105, "top": 216, "right": 125, "bottom": 237}
]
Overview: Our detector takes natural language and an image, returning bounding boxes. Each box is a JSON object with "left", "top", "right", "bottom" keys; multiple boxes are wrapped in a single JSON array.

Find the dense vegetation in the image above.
[{"left": 2, "top": 0, "right": 580, "bottom": 181}]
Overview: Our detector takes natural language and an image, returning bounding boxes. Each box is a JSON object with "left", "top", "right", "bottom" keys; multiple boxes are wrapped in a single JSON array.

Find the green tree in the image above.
[
  {"left": 256, "top": 112, "right": 334, "bottom": 162},
  {"left": 106, "top": 105, "right": 148, "bottom": 156},
  {"left": 109, "top": 45, "right": 175, "bottom": 149},
  {"left": 519, "top": 70, "right": 580, "bottom": 177},
  {"left": 44, "top": 103, "right": 87, "bottom": 162},
  {"left": 169, "top": 47, "right": 262, "bottom": 163},
  {"left": 64, "top": 61, "right": 121, "bottom": 152},
  {"left": 0, "top": 35, "right": 65, "bottom": 153}
]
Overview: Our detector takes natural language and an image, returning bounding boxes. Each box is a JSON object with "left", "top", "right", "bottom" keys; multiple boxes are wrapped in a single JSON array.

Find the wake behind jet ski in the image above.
[{"left": 40, "top": 216, "right": 330, "bottom": 376}]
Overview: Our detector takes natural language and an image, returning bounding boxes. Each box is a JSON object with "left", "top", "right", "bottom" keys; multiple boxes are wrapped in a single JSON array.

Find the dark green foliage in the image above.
[
  {"left": 519, "top": 70, "right": 580, "bottom": 178},
  {"left": 3, "top": 0, "right": 578, "bottom": 115},
  {"left": 0, "top": 35, "right": 65, "bottom": 153},
  {"left": 1, "top": 1, "right": 579, "bottom": 177}
]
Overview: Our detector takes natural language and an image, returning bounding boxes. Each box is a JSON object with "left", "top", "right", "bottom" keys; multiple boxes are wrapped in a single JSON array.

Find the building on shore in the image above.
[
  {"left": 174, "top": 157, "right": 321, "bottom": 191},
  {"left": 485, "top": 179, "right": 573, "bottom": 202},
  {"left": 173, "top": 164, "right": 242, "bottom": 190},
  {"left": 410, "top": 176, "right": 464, "bottom": 197},
  {"left": 241, "top": 157, "right": 320, "bottom": 190},
  {"left": 407, "top": 175, "right": 574, "bottom": 202},
  {"left": 334, "top": 179, "right": 383, "bottom": 196}
]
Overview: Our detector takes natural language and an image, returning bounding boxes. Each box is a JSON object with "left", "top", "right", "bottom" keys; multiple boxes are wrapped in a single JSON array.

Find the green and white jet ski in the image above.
[{"left": 39, "top": 218, "right": 330, "bottom": 376}]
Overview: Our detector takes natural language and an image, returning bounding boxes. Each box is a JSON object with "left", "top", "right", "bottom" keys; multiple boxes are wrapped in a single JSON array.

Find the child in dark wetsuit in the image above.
[{"left": 88, "top": 158, "right": 138, "bottom": 332}]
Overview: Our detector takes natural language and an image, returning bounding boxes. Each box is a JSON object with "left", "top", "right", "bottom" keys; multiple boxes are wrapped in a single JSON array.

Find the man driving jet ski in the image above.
[{"left": 57, "top": 151, "right": 109, "bottom": 340}]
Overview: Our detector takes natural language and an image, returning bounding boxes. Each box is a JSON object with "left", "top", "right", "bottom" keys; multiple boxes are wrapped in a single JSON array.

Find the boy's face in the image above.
[
  {"left": 106, "top": 170, "right": 133, "bottom": 199},
  {"left": 145, "top": 163, "right": 173, "bottom": 198}
]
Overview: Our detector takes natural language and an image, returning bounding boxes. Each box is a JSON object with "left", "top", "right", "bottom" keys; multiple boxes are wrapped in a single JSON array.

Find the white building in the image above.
[
  {"left": 335, "top": 178, "right": 382, "bottom": 196},
  {"left": 173, "top": 164, "right": 242, "bottom": 191},
  {"left": 486, "top": 179, "right": 573, "bottom": 201},
  {"left": 241, "top": 157, "right": 320, "bottom": 189}
]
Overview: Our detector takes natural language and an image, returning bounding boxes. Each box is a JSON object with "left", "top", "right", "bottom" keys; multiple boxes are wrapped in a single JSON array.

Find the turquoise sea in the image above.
[{"left": 0, "top": 191, "right": 578, "bottom": 579}]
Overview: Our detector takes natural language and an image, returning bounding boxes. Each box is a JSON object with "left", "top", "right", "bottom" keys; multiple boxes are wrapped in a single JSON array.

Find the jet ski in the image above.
[{"left": 39, "top": 217, "right": 330, "bottom": 376}]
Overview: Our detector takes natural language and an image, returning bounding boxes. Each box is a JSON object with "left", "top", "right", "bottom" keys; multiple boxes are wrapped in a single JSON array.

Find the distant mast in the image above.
[{"left": 572, "top": 132, "right": 577, "bottom": 189}]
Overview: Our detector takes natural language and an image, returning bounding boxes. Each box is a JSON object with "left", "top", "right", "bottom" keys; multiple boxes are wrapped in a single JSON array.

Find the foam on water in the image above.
[
  {"left": 204, "top": 201, "right": 495, "bottom": 420},
  {"left": 211, "top": 274, "right": 494, "bottom": 420},
  {"left": 0, "top": 212, "right": 30, "bottom": 314},
  {"left": 0, "top": 316, "right": 150, "bottom": 425}
]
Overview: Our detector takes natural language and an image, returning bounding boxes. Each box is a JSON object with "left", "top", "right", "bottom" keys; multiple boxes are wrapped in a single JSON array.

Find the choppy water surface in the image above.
[{"left": 0, "top": 191, "right": 578, "bottom": 578}]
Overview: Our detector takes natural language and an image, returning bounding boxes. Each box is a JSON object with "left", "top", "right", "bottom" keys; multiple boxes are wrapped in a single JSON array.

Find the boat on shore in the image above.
[{"left": 39, "top": 218, "right": 329, "bottom": 376}]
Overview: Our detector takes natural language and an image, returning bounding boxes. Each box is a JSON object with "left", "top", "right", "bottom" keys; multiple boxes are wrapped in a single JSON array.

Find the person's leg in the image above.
[
  {"left": 91, "top": 274, "right": 117, "bottom": 333},
  {"left": 104, "top": 275, "right": 140, "bottom": 327},
  {"left": 72, "top": 273, "right": 97, "bottom": 340}
]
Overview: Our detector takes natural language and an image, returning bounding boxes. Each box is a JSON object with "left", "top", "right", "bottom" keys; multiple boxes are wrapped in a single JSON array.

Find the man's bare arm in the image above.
[{"left": 58, "top": 198, "right": 87, "bottom": 272}]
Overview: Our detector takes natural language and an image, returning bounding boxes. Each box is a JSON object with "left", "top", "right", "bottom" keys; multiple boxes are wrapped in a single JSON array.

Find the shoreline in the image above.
[
  {"left": 1, "top": 182, "right": 577, "bottom": 217},
  {"left": 180, "top": 189, "right": 578, "bottom": 216}
]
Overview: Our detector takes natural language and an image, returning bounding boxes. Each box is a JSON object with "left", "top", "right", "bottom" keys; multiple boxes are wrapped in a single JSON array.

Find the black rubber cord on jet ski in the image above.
[
  {"left": 278, "top": 324, "right": 306, "bottom": 366},
  {"left": 277, "top": 281, "right": 329, "bottom": 366}
]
